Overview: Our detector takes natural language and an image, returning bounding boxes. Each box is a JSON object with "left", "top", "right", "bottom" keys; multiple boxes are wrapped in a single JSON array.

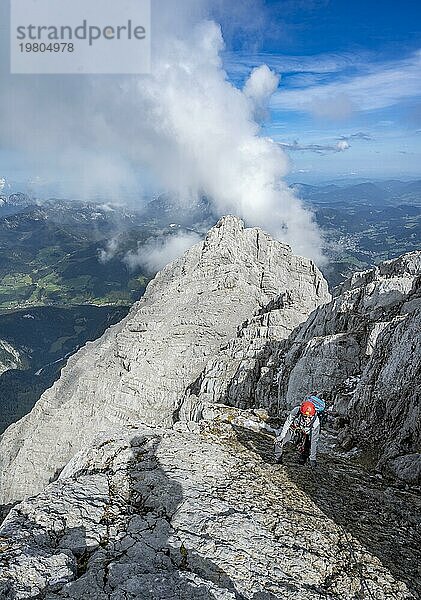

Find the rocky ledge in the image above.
[{"left": 0, "top": 417, "right": 419, "bottom": 599}]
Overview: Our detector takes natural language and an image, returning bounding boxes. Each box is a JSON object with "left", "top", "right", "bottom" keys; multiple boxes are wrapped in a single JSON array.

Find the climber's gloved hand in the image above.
[{"left": 309, "top": 460, "right": 317, "bottom": 469}]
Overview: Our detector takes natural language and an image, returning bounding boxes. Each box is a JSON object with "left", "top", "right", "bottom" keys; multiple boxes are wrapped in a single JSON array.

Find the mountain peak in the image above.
[
  {"left": 212, "top": 214, "right": 244, "bottom": 233},
  {"left": 0, "top": 218, "right": 329, "bottom": 503}
]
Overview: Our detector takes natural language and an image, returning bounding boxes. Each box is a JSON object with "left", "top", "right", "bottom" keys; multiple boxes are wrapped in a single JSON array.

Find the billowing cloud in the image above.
[
  {"left": 0, "top": 178, "right": 5, "bottom": 192},
  {"left": 0, "top": 0, "right": 324, "bottom": 263},
  {"left": 98, "top": 237, "right": 120, "bottom": 264},
  {"left": 243, "top": 65, "right": 280, "bottom": 122},
  {"left": 124, "top": 231, "right": 202, "bottom": 272}
]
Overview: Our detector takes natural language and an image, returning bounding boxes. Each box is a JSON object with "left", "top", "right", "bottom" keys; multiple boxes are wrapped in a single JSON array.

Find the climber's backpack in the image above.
[
  {"left": 308, "top": 395, "right": 326, "bottom": 426},
  {"left": 308, "top": 395, "right": 325, "bottom": 413}
]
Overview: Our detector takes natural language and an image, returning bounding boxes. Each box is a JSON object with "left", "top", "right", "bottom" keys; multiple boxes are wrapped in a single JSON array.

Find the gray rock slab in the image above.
[{"left": 0, "top": 424, "right": 415, "bottom": 599}]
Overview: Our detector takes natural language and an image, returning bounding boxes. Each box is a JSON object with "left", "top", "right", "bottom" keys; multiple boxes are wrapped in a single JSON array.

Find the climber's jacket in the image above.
[{"left": 278, "top": 406, "right": 320, "bottom": 462}]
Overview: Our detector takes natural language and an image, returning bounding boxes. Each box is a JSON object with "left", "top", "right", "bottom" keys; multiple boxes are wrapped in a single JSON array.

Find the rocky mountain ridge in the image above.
[
  {"left": 180, "top": 249, "right": 420, "bottom": 485},
  {"left": 0, "top": 216, "right": 419, "bottom": 599},
  {"left": 271, "top": 252, "right": 420, "bottom": 483},
  {"left": 0, "top": 216, "right": 329, "bottom": 504}
]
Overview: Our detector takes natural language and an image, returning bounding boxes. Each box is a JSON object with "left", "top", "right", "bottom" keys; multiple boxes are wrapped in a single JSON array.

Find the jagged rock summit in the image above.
[{"left": 0, "top": 216, "right": 330, "bottom": 504}]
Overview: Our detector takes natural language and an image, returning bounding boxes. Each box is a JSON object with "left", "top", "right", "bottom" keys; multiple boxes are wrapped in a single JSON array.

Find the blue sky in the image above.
[
  {"left": 219, "top": 0, "right": 421, "bottom": 181},
  {"left": 1, "top": 0, "right": 420, "bottom": 190}
]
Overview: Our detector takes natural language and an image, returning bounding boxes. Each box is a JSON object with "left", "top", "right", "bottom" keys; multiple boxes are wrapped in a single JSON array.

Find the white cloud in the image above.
[
  {"left": 124, "top": 231, "right": 202, "bottom": 272},
  {"left": 335, "top": 140, "right": 350, "bottom": 151},
  {"left": 272, "top": 50, "right": 421, "bottom": 117},
  {"left": 339, "top": 132, "right": 372, "bottom": 141},
  {"left": 0, "top": 178, "right": 5, "bottom": 192},
  {"left": 243, "top": 65, "right": 279, "bottom": 122},
  {"left": 0, "top": 0, "right": 324, "bottom": 264},
  {"left": 98, "top": 237, "right": 120, "bottom": 264},
  {"left": 280, "top": 139, "right": 350, "bottom": 153},
  {"left": 309, "top": 92, "right": 357, "bottom": 120}
]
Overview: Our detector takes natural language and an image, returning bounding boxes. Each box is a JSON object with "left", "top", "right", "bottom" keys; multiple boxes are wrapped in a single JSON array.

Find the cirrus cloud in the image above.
[{"left": 272, "top": 50, "right": 421, "bottom": 118}]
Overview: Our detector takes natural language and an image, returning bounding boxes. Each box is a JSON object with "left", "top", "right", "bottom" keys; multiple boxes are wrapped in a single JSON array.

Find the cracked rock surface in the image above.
[
  {"left": 0, "top": 221, "right": 419, "bottom": 600},
  {"left": 232, "top": 251, "right": 420, "bottom": 484},
  {"left": 277, "top": 252, "right": 420, "bottom": 410},
  {"left": 1, "top": 421, "right": 419, "bottom": 599},
  {"left": 0, "top": 216, "right": 329, "bottom": 505}
]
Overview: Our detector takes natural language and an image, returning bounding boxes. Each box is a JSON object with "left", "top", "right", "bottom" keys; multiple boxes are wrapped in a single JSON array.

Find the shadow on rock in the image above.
[
  {"left": 1, "top": 431, "right": 272, "bottom": 599},
  {"left": 100, "top": 434, "right": 245, "bottom": 600},
  {"left": 0, "top": 503, "right": 16, "bottom": 527},
  {"left": 233, "top": 423, "right": 421, "bottom": 599}
]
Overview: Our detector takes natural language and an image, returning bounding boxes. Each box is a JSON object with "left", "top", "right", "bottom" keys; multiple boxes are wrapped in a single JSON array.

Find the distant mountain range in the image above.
[
  {"left": 0, "top": 197, "right": 155, "bottom": 311},
  {"left": 291, "top": 179, "right": 421, "bottom": 206},
  {"left": 0, "top": 178, "right": 419, "bottom": 311}
]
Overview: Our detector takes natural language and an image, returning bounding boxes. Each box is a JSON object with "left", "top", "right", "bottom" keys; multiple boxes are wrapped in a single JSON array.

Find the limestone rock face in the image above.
[
  {"left": 179, "top": 288, "right": 331, "bottom": 421},
  {"left": 0, "top": 424, "right": 416, "bottom": 599},
  {"left": 255, "top": 252, "right": 421, "bottom": 483},
  {"left": 0, "top": 216, "right": 329, "bottom": 504},
  {"left": 346, "top": 290, "right": 421, "bottom": 483},
  {"left": 278, "top": 253, "right": 420, "bottom": 406},
  {"left": 0, "top": 339, "right": 24, "bottom": 376}
]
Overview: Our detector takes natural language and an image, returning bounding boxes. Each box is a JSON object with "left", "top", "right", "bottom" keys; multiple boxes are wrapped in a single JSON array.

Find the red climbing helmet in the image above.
[{"left": 300, "top": 400, "right": 316, "bottom": 417}]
